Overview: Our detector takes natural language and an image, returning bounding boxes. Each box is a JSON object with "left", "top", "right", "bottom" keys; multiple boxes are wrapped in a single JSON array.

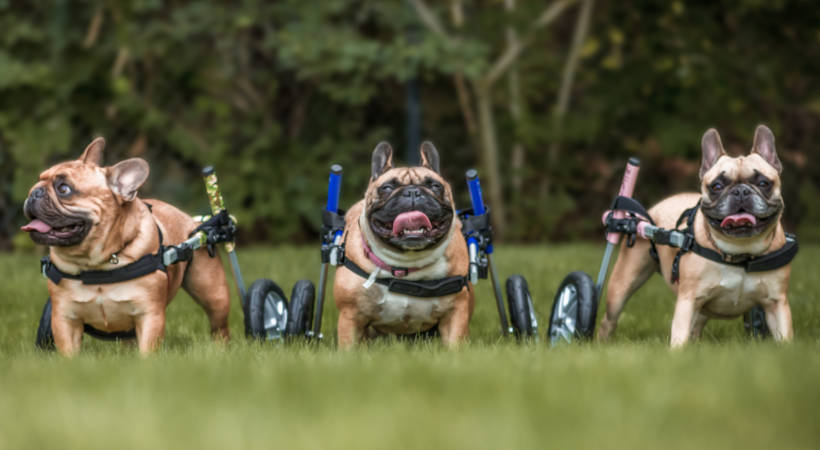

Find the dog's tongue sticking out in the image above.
[
  {"left": 392, "top": 211, "right": 432, "bottom": 236},
  {"left": 21, "top": 219, "right": 53, "bottom": 233},
  {"left": 721, "top": 213, "right": 757, "bottom": 228}
]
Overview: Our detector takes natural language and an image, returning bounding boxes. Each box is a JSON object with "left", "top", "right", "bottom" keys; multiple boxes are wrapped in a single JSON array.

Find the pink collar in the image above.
[{"left": 361, "top": 233, "right": 429, "bottom": 277}]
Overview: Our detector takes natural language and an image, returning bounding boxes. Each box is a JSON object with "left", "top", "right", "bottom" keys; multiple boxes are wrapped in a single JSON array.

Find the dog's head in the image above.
[
  {"left": 364, "top": 141, "right": 455, "bottom": 252},
  {"left": 22, "top": 137, "right": 149, "bottom": 248},
  {"left": 699, "top": 125, "right": 783, "bottom": 240}
]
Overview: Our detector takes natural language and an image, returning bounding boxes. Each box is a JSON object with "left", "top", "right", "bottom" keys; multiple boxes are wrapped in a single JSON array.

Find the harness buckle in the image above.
[
  {"left": 40, "top": 256, "right": 49, "bottom": 279},
  {"left": 391, "top": 267, "right": 410, "bottom": 277}
]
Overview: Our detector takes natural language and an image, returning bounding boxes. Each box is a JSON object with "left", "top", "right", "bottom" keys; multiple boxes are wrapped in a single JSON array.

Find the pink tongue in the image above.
[
  {"left": 21, "top": 219, "right": 52, "bottom": 233},
  {"left": 721, "top": 213, "right": 757, "bottom": 228},
  {"left": 391, "top": 211, "right": 432, "bottom": 236}
]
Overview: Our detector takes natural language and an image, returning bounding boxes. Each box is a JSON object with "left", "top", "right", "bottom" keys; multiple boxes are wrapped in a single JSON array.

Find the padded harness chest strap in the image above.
[
  {"left": 342, "top": 257, "right": 469, "bottom": 298},
  {"left": 41, "top": 225, "right": 167, "bottom": 285}
]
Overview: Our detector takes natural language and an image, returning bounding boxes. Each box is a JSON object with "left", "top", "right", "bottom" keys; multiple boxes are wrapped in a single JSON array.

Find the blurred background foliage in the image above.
[{"left": 1, "top": 0, "right": 818, "bottom": 249}]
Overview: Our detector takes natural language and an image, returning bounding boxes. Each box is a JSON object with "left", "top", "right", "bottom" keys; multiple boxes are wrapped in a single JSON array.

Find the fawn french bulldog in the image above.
[
  {"left": 597, "top": 125, "right": 793, "bottom": 347},
  {"left": 23, "top": 137, "right": 230, "bottom": 355}
]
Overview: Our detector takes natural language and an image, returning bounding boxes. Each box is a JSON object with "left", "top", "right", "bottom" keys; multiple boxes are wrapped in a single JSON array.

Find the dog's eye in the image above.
[
  {"left": 757, "top": 179, "right": 770, "bottom": 189},
  {"left": 378, "top": 184, "right": 394, "bottom": 195},
  {"left": 710, "top": 182, "right": 724, "bottom": 192},
  {"left": 428, "top": 182, "right": 443, "bottom": 194},
  {"left": 56, "top": 183, "right": 72, "bottom": 196}
]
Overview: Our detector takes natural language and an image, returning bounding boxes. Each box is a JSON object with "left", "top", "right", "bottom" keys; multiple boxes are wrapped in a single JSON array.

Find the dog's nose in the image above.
[
  {"left": 31, "top": 187, "right": 45, "bottom": 199},
  {"left": 402, "top": 186, "right": 422, "bottom": 198},
  {"left": 730, "top": 185, "right": 752, "bottom": 198}
]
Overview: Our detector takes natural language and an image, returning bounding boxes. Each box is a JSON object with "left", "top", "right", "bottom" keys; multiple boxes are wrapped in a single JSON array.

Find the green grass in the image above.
[{"left": 2, "top": 244, "right": 820, "bottom": 450}]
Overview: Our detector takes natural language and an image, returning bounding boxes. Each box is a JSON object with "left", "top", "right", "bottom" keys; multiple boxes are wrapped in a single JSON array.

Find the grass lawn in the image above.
[{"left": 1, "top": 243, "right": 819, "bottom": 450}]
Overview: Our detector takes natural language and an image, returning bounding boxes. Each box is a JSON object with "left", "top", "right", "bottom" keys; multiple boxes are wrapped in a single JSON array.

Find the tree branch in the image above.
[
  {"left": 483, "top": 0, "right": 578, "bottom": 87},
  {"left": 409, "top": 0, "right": 452, "bottom": 43}
]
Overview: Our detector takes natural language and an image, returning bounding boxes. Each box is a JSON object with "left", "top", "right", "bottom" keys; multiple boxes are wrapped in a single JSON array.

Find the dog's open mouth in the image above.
[
  {"left": 708, "top": 211, "right": 776, "bottom": 237},
  {"left": 370, "top": 210, "right": 451, "bottom": 249},
  {"left": 22, "top": 217, "right": 90, "bottom": 245}
]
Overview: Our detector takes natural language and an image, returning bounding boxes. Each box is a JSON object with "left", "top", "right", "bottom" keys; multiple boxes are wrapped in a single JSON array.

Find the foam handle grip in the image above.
[
  {"left": 202, "top": 166, "right": 226, "bottom": 214},
  {"left": 605, "top": 158, "right": 641, "bottom": 244},
  {"left": 326, "top": 164, "right": 343, "bottom": 213},
  {"left": 465, "top": 169, "right": 485, "bottom": 215},
  {"left": 201, "top": 166, "right": 235, "bottom": 252}
]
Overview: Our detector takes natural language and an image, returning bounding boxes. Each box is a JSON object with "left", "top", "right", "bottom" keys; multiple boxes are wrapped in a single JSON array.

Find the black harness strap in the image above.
[
  {"left": 342, "top": 258, "right": 469, "bottom": 298},
  {"left": 670, "top": 201, "right": 799, "bottom": 282},
  {"left": 41, "top": 225, "right": 168, "bottom": 285}
]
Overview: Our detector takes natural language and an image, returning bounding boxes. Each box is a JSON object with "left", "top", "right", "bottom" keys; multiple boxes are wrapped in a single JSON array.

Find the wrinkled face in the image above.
[
  {"left": 700, "top": 155, "right": 783, "bottom": 238},
  {"left": 367, "top": 168, "right": 455, "bottom": 251},
  {"left": 21, "top": 137, "right": 149, "bottom": 248},
  {"left": 365, "top": 141, "right": 454, "bottom": 251},
  {"left": 698, "top": 126, "right": 783, "bottom": 239},
  {"left": 22, "top": 161, "right": 99, "bottom": 246}
]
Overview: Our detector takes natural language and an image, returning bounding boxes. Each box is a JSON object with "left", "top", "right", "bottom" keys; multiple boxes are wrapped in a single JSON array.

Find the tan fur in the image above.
[
  {"left": 597, "top": 136, "right": 793, "bottom": 347},
  {"left": 333, "top": 166, "right": 474, "bottom": 349},
  {"left": 28, "top": 140, "right": 230, "bottom": 356}
]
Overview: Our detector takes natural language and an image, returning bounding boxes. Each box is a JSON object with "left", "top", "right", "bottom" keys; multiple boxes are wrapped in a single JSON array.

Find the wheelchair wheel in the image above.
[
  {"left": 286, "top": 279, "right": 315, "bottom": 337},
  {"left": 743, "top": 305, "right": 770, "bottom": 339},
  {"left": 36, "top": 297, "right": 55, "bottom": 351},
  {"left": 548, "top": 271, "right": 597, "bottom": 345},
  {"left": 506, "top": 275, "right": 537, "bottom": 339},
  {"left": 245, "top": 278, "right": 289, "bottom": 340}
]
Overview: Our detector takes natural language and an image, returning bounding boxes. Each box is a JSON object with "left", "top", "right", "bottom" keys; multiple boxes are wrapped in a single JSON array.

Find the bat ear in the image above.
[
  {"left": 700, "top": 128, "right": 726, "bottom": 179},
  {"left": 371, "top": 141, "right": 393, "bottom": 180},
  {"left": 79, "top": 137, "right": 106, "bottom": 166},
  {"left": 751, "top": 124, "right": 782, "bottom": 173},
  {"left": 419, "top": 141, "right": 440, "bottom": 174},
  {"left": 107, "top": 158, "right": 149, "bottom": 203}
]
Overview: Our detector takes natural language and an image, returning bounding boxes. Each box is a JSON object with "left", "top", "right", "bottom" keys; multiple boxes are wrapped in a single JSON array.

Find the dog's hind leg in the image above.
[
  {"left": 182, "top": 249, "right": 231, "bottom": 340},
  {"left": 597, "top": 239, "right": 657, "bottom": 341}
]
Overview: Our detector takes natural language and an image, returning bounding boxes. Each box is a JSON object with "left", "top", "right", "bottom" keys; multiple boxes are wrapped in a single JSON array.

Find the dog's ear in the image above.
[
  {"left": 371, "top": 141, "right": 393, "bottom": 180},
  {"left": 107, "top": 158, "right": 149, "bottom": 203},
  {"left": 751, "top": 124, "right": 782, "bottom": 173},
  {"left": 700, "top": 128, "right": 726, "bottom": 179},
  {"left": 419, "top": 141, "right": 440, "bottom": 174},
  {"left": 79, "top": 137, "right": 106, "bottom": 166}
]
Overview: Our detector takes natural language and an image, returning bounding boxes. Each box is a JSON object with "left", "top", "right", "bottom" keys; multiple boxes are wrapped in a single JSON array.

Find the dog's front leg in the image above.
[
  {"left": 135, "top": 310, "right": 165, "bottom": 355},
  {"left": 669, "top": 294, "right": 697, "bottom": 348},
  {"left": 337, "top": 307, "right": 366, "bottom": 350},
  {"left": 764, "top": 295, "right": 793, "bottom": 342},
  {"left": 51, "top": 309, "right": 83, "bottom": 357},
  {"left": 437, "top": 291, "right": 472, "bottom": 348}
]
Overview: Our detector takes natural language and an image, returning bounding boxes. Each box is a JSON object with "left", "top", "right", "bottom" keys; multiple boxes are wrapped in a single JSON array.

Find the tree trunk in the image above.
[
  {"left": 474, "top": 83, "right": 506, "bottom": 236},
  {"left": 505, "top": 0, "right": 525, "bottom": 196}
]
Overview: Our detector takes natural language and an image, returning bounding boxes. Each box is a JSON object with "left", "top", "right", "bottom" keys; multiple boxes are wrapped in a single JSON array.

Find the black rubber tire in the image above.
[
  {"left": 286, "top": 279, "right": 315, "bottom": 337},
  {"left": 506, "top": 275, "right": 537, "bottom": 338},
  {"left": 36, "top": 298, "right": 56, "bottom": 351},
  {"left": 548, "top": 271, "right": 597, "bottom": 344},
  {"left": 743, "top": 305, "right": 771, "bottom": 339},
  {"left": 245, "top": 278, "right": 289, "bottom": 340}
]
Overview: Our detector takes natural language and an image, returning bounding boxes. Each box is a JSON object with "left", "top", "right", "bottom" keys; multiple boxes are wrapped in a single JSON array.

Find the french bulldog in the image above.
[
  {"left": 597, "top": 125, "right": 793, "bottom": 347},
  {"left": 333, "top": 141, "right": 474, "bottom": 348},
  {"left": 22, "top": 137, "right": 231, "bottom": 356}
]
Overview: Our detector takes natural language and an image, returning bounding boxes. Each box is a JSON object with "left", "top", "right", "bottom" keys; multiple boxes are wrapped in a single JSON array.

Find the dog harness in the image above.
[
  {"left": 39, "top": 207, "right": 235, "bottom": 286},
  {"left": 37, "top": 207, "right": 236, "bottom": 340},
  {"left": 605, "top": 196, "right": 799, "bottom": 283},
  {"left": 41, "top": 225, "right": 169, "bottom": 285},
  {"left": 319, "top": 206, "right": 470, "bottom": 298}
]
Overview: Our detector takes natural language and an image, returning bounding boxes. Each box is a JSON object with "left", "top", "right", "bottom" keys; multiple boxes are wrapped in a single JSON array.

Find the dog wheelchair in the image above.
[
  {"left": 35, "top": 166, "right": 315, "bottom": 349},
  {"left": 296, "top": 165, "right": 539, "bottom": 341},
  {"left": 545, "top": 158, "right": 798, "bottom": 345}
]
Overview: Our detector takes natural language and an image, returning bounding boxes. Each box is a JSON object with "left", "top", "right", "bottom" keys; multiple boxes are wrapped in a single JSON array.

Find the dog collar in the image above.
[{"left": 361, "top": 233, "right": 431, "bottom": 277}]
